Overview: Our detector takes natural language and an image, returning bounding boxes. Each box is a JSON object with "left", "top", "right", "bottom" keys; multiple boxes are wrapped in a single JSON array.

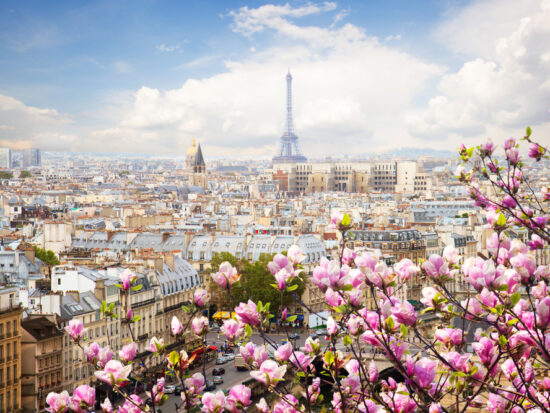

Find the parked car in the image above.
[
  {"left": 289, "top": 333, "right": 300, "bottom": 340},
  {"left": 213, "top": 367, "right": 225, "bottom": 375},
  {"left": 316, "top": 329, "right": 328, "bottom": 337},
  {"left": 234, "top": 354, "right": 248, "bottom": 371},
  {"left": 223, "top": 353, "right": 235, "bottom": 361},
  {"left": 145, "top": 398, "right": 154, "bottom": 407},
  {"left": 205, "top": 380, "right": 217, "bottom": 391},
  {"left": 174, "top": 385, "right": 183, "bottom": 395},
  {"left": 309, "top": 332, "right": 318, "bottom": 339},
  {"left": 213, "top": 375, "right": 224, "bottom": 384},
  {"left": 216, "top": 356, "right": 227, "bottom": 365},
  {"left": 164, "top": 385, "right": 176, "bottom": 394}
]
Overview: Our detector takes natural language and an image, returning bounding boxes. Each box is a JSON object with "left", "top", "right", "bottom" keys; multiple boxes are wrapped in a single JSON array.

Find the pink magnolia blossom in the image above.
[
  {"left": 201, "top": 391, "right": 226, "bottom": 413},
  {"left": 406, "top": 356, "right": 437, "bottom": 388},
  {"left": 268, "top": 254, "right": 292, "bottom": 275},
  {"left": 327, "top": 316, "right": 338, "bottom": 335},
  {"left": 347, "top": 314, "right": 364, "bottom": 336},
  {"left": 487, "top": 393, "right": 508, "bottom": 413},
  {"left": 235, "top": 300, "right": 261, "bottom": 326},
  {"left": 211, "top": 262, "right": 240, "bottom": 289},
  {"left": 100, "top": 398, "right": 113, "bottom": 413},
  {"left": 119, "top": 342, "right": 138, "bottom": 363},
  {"left": 221, "top": 319, "right": 244, "bottom": 341},
  {"left": 504, "top": 137, "right": 516, "bottom": 150},
  {"left": 147, "top": 336, "right": 164, "bottom": 353},
  {"left": 342, "top": 247, "right": 356, "bottom": 265},
  {"left": 289, "top": 351, "right": 313, "bottom": 370},
  {"left": 443, "top": 351, "right": 470, "bottom": 372},
  {"left": 394, "top": 258, "right": 418, "bottom": 282},
  {"left": 435, "top": 328, "right": 464, "bottom": 347},
  {"left": 171, "top": 315, "right": 183, "bottom": 335},
  {"left": 152, "top": 377, "right": 165, "bottom": 404},
  {"left": 240, "top": 342, "right": 256, "bottom": 364},
  {"left": 46, "top": 391, "right": 71, "bottom": 413},
  {"left": 330, "top": 210, "right": 344, "bottom": 227},
  {"left": 274, "top": 342, "right": 293, "bottom": 362},
  {"left": 391, "top": 300, "right": 417, "bottom": 326},
  {"left": 506, "top": 148, "right": 520, "bottom": 164},
  {"left": 274, "top": 394, "right": 300, "bottom": 413},
  {"left": 287, "top": 245, "right": 306, "bottom": 264},
  {"left": 192, "top": 316, "right": 209, "bottom": 336},
  {"left": 118, "top": 395, "right": 143, "bottom": 413},
  {"left": 225, "top": 384, "right": 251, "bottom": 412},
  {"left": 429, "top": 403, "right": 442, "bottom": 413},
  {"left": 381, "top": 383, "right": 417, "bottom": 413},
  {"left": 443, "top": 246, "right": 460, "bottom": 265},
  {"left": 193, "top": 288, "right": 210, "bottom": 307},
  {"left": 355, "top": 252, "right": 377, "bottom": 272},
  {"left": 83, "top": 342, "right": 100, "bottom": 363},
  {"left": 302, "top": 337, "right": 320, "bottom": 355},
  {"left": 325, "top": 288, "right": 343, "bottom": 307},
  {"left": 536, "top": 297, "right": 550, "bottom": 328},
  {"left": 346, "top": 359, "right": 360, "bottom": 374},
  {"left": 510, "top": 253, "right": 536, "bottom": 283},
  {"left": 274, "top": 268, "right": 292, "bottom": 290},
  {"left": 120, "top": 269, "right": 138, "bottom": 291},
  {"left": 185, "top": 373, "right": 206, "bottom": 395},
  {"left": 420, "top": 287, "right": 439, "bottom": 308},
  {"left": 368, "top": 360, "right": 379, "bottom": 382},
  {"left": 250, "top": 360, "right": 287, "bottom": 385},
  {"left": 94, "top": 359, "right": 132, "bottom": 386},
  {"left": 97, "top": 345, "right": 113, "bottom": 368},
  {"left": 256, "top": 398, "right": 269, "bottom": 413},
  {"left": 65, "top": 319, "right": 86, "bottom": 342},
  {"left": 528, "top": 143, "right": 545, "bottom": 160},
  {"left": 527, "top": 234, "right": 544, "bottom": 250},
  {"left": 253, "top": 345, "right": 269, "bottom": 367},
  {"left": 422, "top": 254, "right": 449, "bottom": 280}
]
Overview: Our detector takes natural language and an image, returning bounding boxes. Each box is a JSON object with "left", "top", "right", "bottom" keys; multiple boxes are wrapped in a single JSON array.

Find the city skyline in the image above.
[{"left": 1, "top": 0, "right": 549, "bottom": 158}]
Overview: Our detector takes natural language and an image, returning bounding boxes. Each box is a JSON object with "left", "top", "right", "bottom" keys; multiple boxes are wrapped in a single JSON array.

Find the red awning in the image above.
[
  {"left": 209, "top": 345, "right": 218, "bottom": 351},
  {"left": 190, "top": 345, "right": 218, "bottom": 357}
]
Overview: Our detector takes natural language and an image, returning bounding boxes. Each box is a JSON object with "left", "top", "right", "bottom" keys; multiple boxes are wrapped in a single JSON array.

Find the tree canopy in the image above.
[
  {"left": 33, "top": 246, "right": 60, "bottom": 266},
  {"left": 19, "top": 170, "right": 32, "bottom": 178}
]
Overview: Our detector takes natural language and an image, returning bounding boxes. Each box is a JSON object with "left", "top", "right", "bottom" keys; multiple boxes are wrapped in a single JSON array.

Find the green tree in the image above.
[
  {"left": 0, "top": 171, "right": 13, "bottom": 179},
  {"left": 19, "top": 170, "right": 32, "bottom": 178},
  {"left": 33, "top": 246, "right": 60, "bottom": 266},
  {"left": 210, "top": 251, "right": 240, "bottom": 273},
  {"left": 231, "top": 253, "right": 306, "bottom": 317}
]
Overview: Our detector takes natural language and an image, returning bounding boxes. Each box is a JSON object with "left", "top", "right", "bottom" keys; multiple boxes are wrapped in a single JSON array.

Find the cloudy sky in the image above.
[{"left": 1, "top": 0, "right": 549, "bottom": 158}]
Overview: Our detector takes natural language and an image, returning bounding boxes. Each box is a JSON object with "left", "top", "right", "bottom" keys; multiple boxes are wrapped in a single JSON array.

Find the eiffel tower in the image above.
[{"left": 272, "top": 71, "right": 307, "bottom": 163}]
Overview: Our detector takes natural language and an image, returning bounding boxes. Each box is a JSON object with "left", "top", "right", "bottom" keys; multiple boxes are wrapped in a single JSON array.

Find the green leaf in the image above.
[
  {"left": 101, "top": 301, "right": 107, "bottom": 313},
  {"left": 343, "top": 335, "right": 352, "bottom": 346},
  {"left": 132, "top": 315, "right": 142, "bottom": 322},
  {"left": 507, "top": 318, "right": 519, "bottom": 326},
  {"left": 400, "top": 324, "right": 408, "bottom": 337},
  {"left": 340, "top": 284, "right": 353, "bottom": 291},
  {"left": 245, "top": 324, "right": 253, "bottom": 337},
  {"left": 498, "top": 335, "right": 508, "bottom": 346},
  {"left": 510, "top": 292, "right": 521, "bottom": 306},
  {"left": 263, "top": 302, "right": 270, "bottom": 312},
  {"left": 497, "top": 284, "right": 510, "bottom": 291},
  {"left": 287, "top": 284, "right": 298, "bottom": 292},
  {"left": 257, "top": 301, "right": 263, "bottom": 312},
  {"left": 341, "top": 213, "right": 351, "bottom": 227},
  {"left": 496, "top": 213, "right": 507, "bottom": 227},
  {"left": 287, "top": 315, "right": 297, "bottom": 322},
  {"left": 270, "top": 283, "right": 279, "bottom": 289},
  {"left": 526, "top": 126, "right": 532, "bottom": 137},
  {"left": 131, "top": 284, "right": 143, "bottom": 292},
  {"left": 386, "top": 317, "right": 395, "bottom": 330},
  {"left": 324, "top": 351, "right": 335, "bottom": 365},
  {"left": 168, "top": 351, "right": 180, "bottom": 366},
  {"left": 115, "top": 283, "right": 123, "bottom": 289}
]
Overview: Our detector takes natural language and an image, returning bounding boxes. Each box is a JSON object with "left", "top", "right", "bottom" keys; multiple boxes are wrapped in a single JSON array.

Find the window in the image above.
[{"left": 58, "top": 278, "right": 61, "bottom": 285}]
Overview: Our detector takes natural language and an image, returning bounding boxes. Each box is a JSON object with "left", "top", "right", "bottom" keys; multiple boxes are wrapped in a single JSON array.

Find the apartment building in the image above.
[
  {"left": 21, "top": 316, "right": 64, "bottom": 413},
  {"left": 0, "top": 288, "right": 21, "bottom": 413}
]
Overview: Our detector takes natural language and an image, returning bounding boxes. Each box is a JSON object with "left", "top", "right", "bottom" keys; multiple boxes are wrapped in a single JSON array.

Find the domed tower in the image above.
[{"left": 186, "top": 138, "right": 208, "bottom": 188}]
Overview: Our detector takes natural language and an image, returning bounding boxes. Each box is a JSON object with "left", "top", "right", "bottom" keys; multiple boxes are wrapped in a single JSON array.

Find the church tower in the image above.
[{"left": 186, "top": 138, "right": 208, "bottom": 188}]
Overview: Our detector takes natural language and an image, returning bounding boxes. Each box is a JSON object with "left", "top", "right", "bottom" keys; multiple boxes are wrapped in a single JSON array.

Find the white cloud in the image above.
[
  {"left": 385, "top": 34, "right": 402, "bottom": 41},
  {"left": 157, "top": 43, "right": 180, "bottom": 52},
  {"left": 0, "top": 94, "right": 78, "bottom": 151},
  {"left": 408, "top": 0, "right": 550, "bottom": 146},
  {"left": 92, "top": 2, "right": 442, "bottom": 157},
  {"left": 114, "top": 60, "right": 132, "bottom": 74}
]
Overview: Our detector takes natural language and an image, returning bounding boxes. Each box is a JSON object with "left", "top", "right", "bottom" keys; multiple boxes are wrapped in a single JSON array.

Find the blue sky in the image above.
[{"left": 1, "top": 0, "right": 549, "bottom": 157}]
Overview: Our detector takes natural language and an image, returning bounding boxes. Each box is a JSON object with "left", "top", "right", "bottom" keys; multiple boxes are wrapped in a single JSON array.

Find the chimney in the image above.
[
  {"left": 165, "top": 254, "right": 175, "bottom": 272},
  {"left": 162, "top": 232, "right": 171, "bottom": 243},
  {"left": 107, "top": 231, "right": 115, "bottom": 242},
  {"left": 154, "top": 257, "right": 164, "bottom": 274},
  {"left": 94, "top": 279, "right": 105, "bottom": 301},
  {"left": 24, "top": 246, "right": 36, "bottom": 264},
  {"left": 66, "top": 290, "right": 80, "bottom": 303}
]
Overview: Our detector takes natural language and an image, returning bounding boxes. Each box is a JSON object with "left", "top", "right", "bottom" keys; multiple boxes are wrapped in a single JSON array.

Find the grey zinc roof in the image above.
[
  {"left": 154, "top": 257, "right": 201, "bottom": 297},
  {"left": 211, "top": 236, "right": 246, "bottom": 259},
  {"left": 270, "top": 236, "right": 293, "bottom": 255},
  {"left": 160, "top": 235, "right": 188, "bottom": 254},
  {"left": 246, "top": 235, "right": 272, "bottom": 261},
  {"left": 130, "top": 233, "right": 164, "bottom": 251},
  {"left": 297, "top": 234, "right": 326, "bottom": 264},
  {"left": 186, "top": 235, "right": 212, "bottom": 261}
]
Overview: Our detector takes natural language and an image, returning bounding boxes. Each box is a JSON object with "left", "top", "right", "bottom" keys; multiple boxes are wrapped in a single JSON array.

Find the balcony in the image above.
[
  {"left": 5, "top": 332, "right": 11, "bottom": 338},
  {"left": 137, "top": 333, "right": 149, "bottom": 341}
]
